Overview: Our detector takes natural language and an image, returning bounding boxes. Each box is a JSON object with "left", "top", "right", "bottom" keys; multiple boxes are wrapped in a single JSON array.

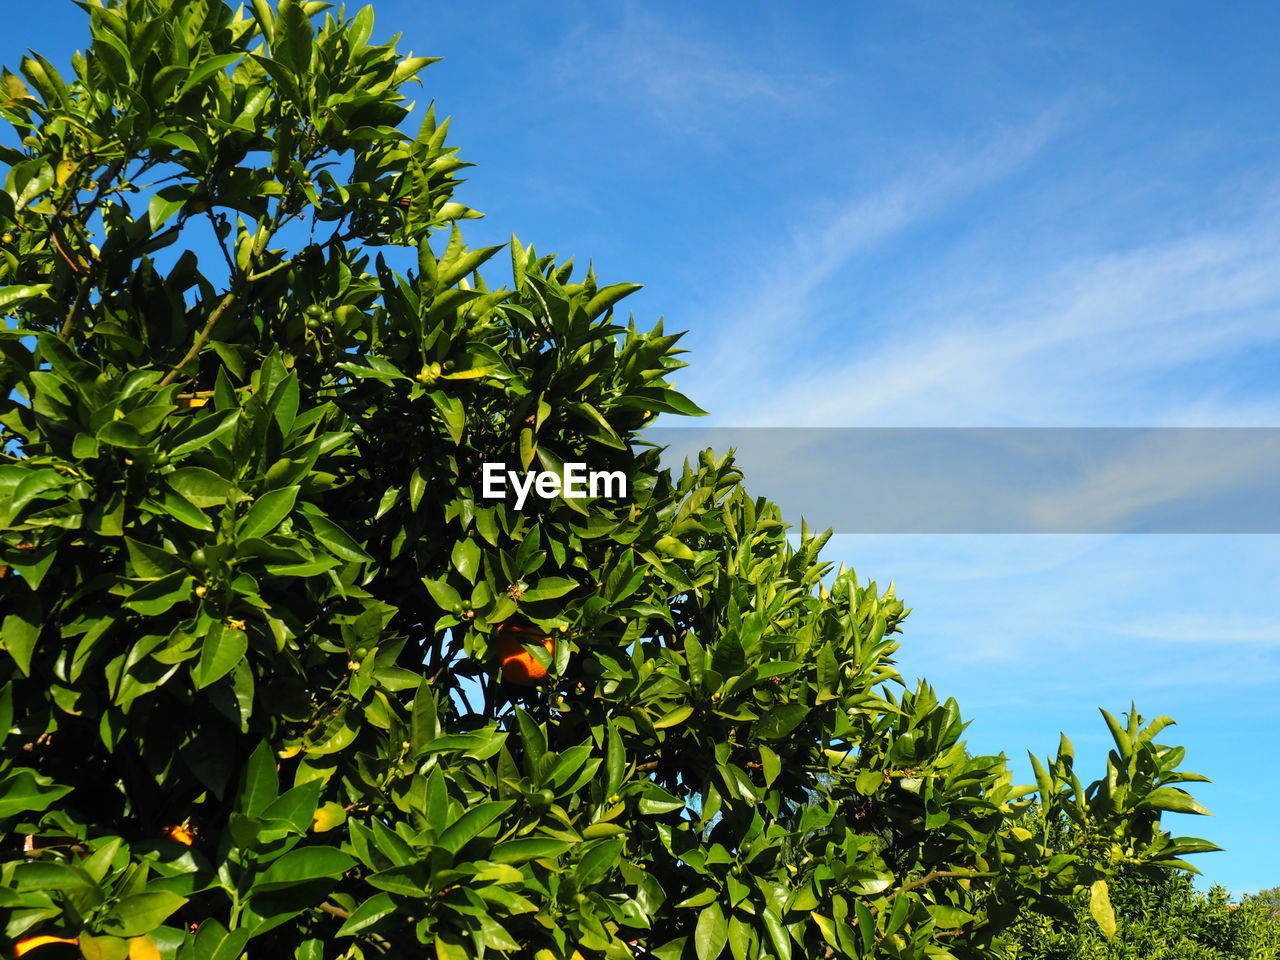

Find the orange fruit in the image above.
[
  {"left": 163, "top": 824, "right": 195, "bottom": 845},
  {"left": 14, "top": 935, "right": 78, "bottom": 956},
  {"left": 496, "top": 623, "right": 554, "bottom": 686}
]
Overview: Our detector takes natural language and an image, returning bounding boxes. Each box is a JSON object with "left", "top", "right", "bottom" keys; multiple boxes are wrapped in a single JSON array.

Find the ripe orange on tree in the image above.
[
  {"left": 162, "top": 823, "right": 195, "bottom": 845},
  {"left": 496, "top": 623, "right": 554, "bottom": 686}
]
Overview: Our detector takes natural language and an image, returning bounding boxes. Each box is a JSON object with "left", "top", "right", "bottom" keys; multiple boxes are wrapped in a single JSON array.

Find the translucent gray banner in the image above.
[{"left": 645, "top": 428, "right": 1280, "bottom": 533}]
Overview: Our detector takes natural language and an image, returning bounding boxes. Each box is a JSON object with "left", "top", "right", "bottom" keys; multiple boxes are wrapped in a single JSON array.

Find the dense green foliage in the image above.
[
  {"left": 1256, "top": 888, "right": 1280, "bottom": 921},
  {"left": 1006, "top": 869, "right": 1280, "bottom": 959},
  {"left": 0, "top": 1, "right": 1223, "bottom": 958}
]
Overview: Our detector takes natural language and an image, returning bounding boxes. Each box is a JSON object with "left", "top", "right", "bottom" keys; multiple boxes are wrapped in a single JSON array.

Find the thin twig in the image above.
[
  {"left": 204, "top": 205, "right": 237, "bottom": 277},
  {"left": 58, "top": 275, "right": 93, "bottom": 339},
  {"left": 891, "top": 868, "right": 985, "bottom": 898},
  {"left": 49, "top": 228, "right": 81, "bottom": 274},
  {"left": 157, "top": 164, "right": 345, "bottom": 384},
  {"left": 157, "top": 287, "right": 239, "bottom": 387},
  {"left": 56, "top": 157, "right": 125, "bottom": 340}
]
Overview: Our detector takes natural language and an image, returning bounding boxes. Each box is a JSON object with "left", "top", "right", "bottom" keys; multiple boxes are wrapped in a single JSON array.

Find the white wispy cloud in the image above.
[
  {"left": 692, "top": 112, "right": 1064, "bottom": 392},
  {"left": 721, "top": 202, "right": 1280, "bottom": 426},
  {"left": 1025, "top": 429, "right": 1280, "bottom": 532},
  {"left": 845, "top": 532, "right": 1280, "bottom": 677},
  {"left": 1109, "top": 613, "right": 1280, "bottom": 646},
  {"left": 682, "top": 120, "right": 1280, "bottom": 428},
  {"left": 551, "top": 3, "right": 831, "bottom": 131}
]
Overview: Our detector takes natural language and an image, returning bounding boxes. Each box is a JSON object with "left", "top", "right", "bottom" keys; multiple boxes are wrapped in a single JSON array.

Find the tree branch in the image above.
[
  {"left": 157, "top": 287, "right": 239, "bottom": 388},
  {"left": 56, "top": 156, "right": 126, "bottom": 341},
  {"left": 891, "top": 868, "right": 987, "bottom": 898}
]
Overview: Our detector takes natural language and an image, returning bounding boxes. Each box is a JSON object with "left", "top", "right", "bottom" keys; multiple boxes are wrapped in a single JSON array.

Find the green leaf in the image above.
[
  {"left": 926, "top": 905, "right": 973, "bottom": 929},
  {"left": 192, "top": 923, "right": 251, "bottom": 960},
  {"left": 96, "top": 420, "right": 145, "bottom": 448},
  {"left": 422, "top": 577, "right": 462, "bottom": 612},
  {"left": 335, "top": 356, "right": 408, "bottom": 381},
  {"left": 409, "top": 467, "right": 427, "bottom": 511},
  {"left": 577, "top": 837, "right": 624, "bottom": 887},
  {"left": 637, "top": 786, "right": 684, "bottom": 816},
  {"left": 336, "top": 893, "right": 397, "bottom": 936},
  {"left": 584, "top": 282, "right": 642, "bottom": 320},
  {"left": 855, "top": 769, "right": 882, "bottom": 796},
  {"left": 410, "top": 680, "right": 439, "bottom": 754},
  {"left": 78, "top": 934, "right": 130, "bottom": 960},
  {"left": 10, "top": 159, "right": 53, "bottom": 211},
  {"left": 164, "top": 409, "right": 240, "bottom": 458},
  {"left": 759, "top": 745, "right": 781, "bottom": 787},
  {"left": 519, "top": 425, "right": 535, "bottom": 471},
  {"left": 1100, "top": 708, "right": 1133, "bottom": 758},
  {"left": 348, "top": 5, "right": 375, "bottom": 47},
  {"left": 451, "top": 538, "right": 481, "bottom": 583},
  {"left": 148, "top": 184, "right": 189, "bottom": 230},
  {"left": 303, "top": 512, "right": 373, "bottom": 563},
  {"left": 605, "top": 721, "right": 625, "bottom": 795},
  {"left": 522, "top": 576, "right": 576, "bottom": 602},
  {"left": 103, "top": 891, "right": 188, "bottom": 937},
  {"left": 438, "top": 343, "right": 510, "bottom": 380},
  {"left": 256, "top": 848, "right": 355, "bottom": 893},
  {"left": 438, "top": 800, "right": 513, "bottom": 854},
  {"left": 761, "top": 908, "right": 792, "bottom": 960},
  {"left": 167, "top": 467, "right": 241, "bottom": 507},
  {"left": 1090, "top": 879, "right": 1117, "bottom": 939},
  {"left": 515, "top": 708, "right": 546, "bottom": 768},
  {"left": 177, "top": 52, "right": 244, "bottom": 96},
  {"left": 272, "top": 0, "right": 314, "bottom": 76},
  {"left": 122, "top": 571, "right": 190, "bottom": 616},
  {"left": 1, "top": 611, "right": 39, "bottom": 675},
  {"left": 695, "top": 902, "right": 728, "bottom": 960},
  {"left": 260, "top": 778, "right": 324, "bottom": 834},
  {"left": 491, "top": 837, "right": 570, "bottom": 863},
  {"left": 1029, "top": 752, "right": 1055, "bottom": 802},
  {"left": 728, "top": 916, "right": 753, "bottom": 960},
  {"left": 565, "top": 400, "right": 625, "bottom": 449},
  {"left": 1139, "top": 786, "right": 1212, "bottom": 816},
  {"left": 755, "top": 704, "right": 808, "bottom": 741},
  {"left": 676, "top": 889, "right": 718, "bottom": 909},
  {"left": 238, "top": 740, "right": 279, "bottom": 816},
  {"left": 614, "top": 387, "right": 709, "bottom": 417},
  {"left": 711, "top": 630, "right": 745, "bottom": 677},
  {"left": 157, "top": 489, "right": 215, "bottom": 531},
  {"left": 238, "top": 486, "right": 299, "bottom": 540},
  {"left": 0, "top": 284, "right": 50, "bottom": 314},
  {"left": 125, "top": 537, "right": 183, "bottom": 580},
  {"left": 431, "top": 390, "right": 464, "bottom": 444},
  {"left": 654, "top": 705, "right": 694, "bottom": 729},
  {"left": 655, "top": 535, "right": 695, "bottom": 560},
  {"left": 433, "top": 936, "right": 469, "bottom": 960},
  {"left": 196, "top": 623, "right": 248, "bottom": 688}
]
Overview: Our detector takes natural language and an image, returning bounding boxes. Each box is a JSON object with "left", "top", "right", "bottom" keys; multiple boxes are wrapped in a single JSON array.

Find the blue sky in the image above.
[{"left": 4, "top": 0, "right": 1279, "bottom": 893}]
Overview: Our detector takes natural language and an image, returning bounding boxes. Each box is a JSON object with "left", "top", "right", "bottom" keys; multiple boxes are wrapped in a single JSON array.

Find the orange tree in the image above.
[{"left": 0, "top": 2, "right": 1219, "bottom": 958}]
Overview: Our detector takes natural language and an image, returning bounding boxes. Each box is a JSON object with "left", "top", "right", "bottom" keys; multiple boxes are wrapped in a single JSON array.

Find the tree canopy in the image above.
[
  {"left": 1007, "top": 866, "right": 1280, "bottom": 959},
  {"left": 0, "top": 2, "right": 1221, "bottom": 958}
]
